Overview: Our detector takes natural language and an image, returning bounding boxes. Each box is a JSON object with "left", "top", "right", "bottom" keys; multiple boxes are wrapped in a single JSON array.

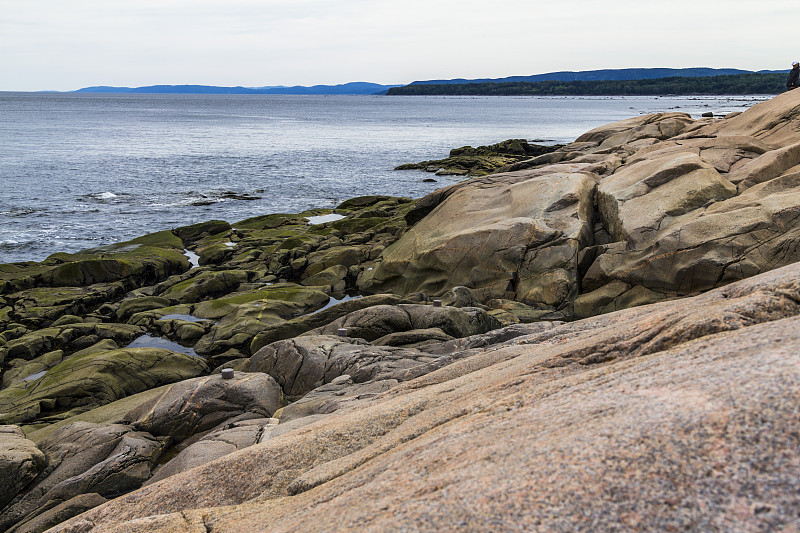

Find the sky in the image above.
[{"left": 2, "top": 0, "right": 800, "bottom": 91}]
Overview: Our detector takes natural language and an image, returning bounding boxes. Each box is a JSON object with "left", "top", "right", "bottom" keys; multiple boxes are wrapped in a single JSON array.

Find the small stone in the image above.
[
  {"left": 752, "top": 502, "right": 773, "bottom": 515},
  {"left": 221, "top": 368, "right": 234, "bottom": 380}
]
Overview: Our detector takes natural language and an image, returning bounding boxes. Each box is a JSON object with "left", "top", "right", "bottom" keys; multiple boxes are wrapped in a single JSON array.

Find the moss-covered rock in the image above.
[
  {"left": 116, "top": 296, "right": 173, "bottom": 321},
  {"left": 300, "top": 265, "right": 348, "bottom": 292},
  {"left": 160, "top": 270, "right": 251, "bottom": 304},
  {"left": 172, "top": 220, "right": 231, "bottom": 244},
  {"left": 395, "top": 140, "right": 563, "bottom": 177},
  {"left": 0, "top": 348, "right": 208, "bottom": 425},
  {"left": 191, "top": 284, "right": 331, "bottom": 357}
]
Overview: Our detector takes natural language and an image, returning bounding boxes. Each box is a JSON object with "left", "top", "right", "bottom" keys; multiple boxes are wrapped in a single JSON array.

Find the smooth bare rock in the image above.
[
  {"left": 49, "top": 262, "right": 800, "bottom": 533},
  {"left": 367, "top": 170, "right": 596, "bottom": 308},
  {"left": 144, "top": 418, "right": 275, "bottom": 485},
  {"left": 573, "top": 112, "right": 694, "bottom": 147},
  {"left": 272, "top": 378, "right": 399, "bottom": 424},
  {"left": 677, "top": 90, "right": 800, "bottom": 149},
  {"left": 0, "top": 422, "right": 161, "bottom": 532},
  {"left": 8, "top": 493, "right": 107, "bottom": 533},
  {"left": 419, "top": 321, "right": 564, "bottom": 356},
  {"left": 596, "top": 152, "right": 737, "bottom": 247},
  {"left": 247, "top": 335, "right": 370, "bottom": 397},
  {"left": 248, "top": 335, "right": 437, "bottom": 399},
  {"left": 584, "top": 165, "right": 800, "bottom": 295},
  {"left": 307, "top": 303, "right": 500, "bottom": 342},
  {"left": 573, "top": 280, "right": 630, "bottom": 319},
  {"left": 122, "top": 372, "right": 282, "bottom": 444},
  {"left": 372, "top": 327, "right": 454, "bottom": 347},
  {"left": 0, "top": 425, "right": 47, "bottom": 510},
  {"left": 248, "top": 294, "right": 413, "bottom": 354},
  {"left": 728, "top": 141, "right": 800, "bottom": 187}
]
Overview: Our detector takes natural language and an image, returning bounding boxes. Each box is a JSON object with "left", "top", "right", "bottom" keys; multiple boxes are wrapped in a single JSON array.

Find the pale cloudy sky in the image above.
[{"left": 2, "top": 0, "right": 799, "bottom": 91}]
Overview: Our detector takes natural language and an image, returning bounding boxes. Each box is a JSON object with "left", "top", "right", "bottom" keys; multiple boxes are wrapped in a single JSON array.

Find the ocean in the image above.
[{"left": 0, "top": 92, "right": 768, "bottom": 264}]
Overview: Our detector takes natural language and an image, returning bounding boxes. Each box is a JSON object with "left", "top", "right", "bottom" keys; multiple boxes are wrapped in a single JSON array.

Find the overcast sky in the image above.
[{"left": 2, "top": 0, "right": 799, "bottom": 91}]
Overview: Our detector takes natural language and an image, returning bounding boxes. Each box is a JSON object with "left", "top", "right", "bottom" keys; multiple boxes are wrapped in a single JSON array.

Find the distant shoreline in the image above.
[{"left": 387, "top": 73, "right": 787, "bottom": 97}]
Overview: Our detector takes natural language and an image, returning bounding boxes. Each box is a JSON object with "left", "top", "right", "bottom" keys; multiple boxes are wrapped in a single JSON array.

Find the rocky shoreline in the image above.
[{"left": 2, "top": 92, "right": 800, "bottom": 532}]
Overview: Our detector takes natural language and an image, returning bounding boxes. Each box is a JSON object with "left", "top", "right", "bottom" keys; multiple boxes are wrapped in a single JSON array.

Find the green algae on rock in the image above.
[
  {"left": 0, "top": 348, "right": 208, "bottom": 426},
  {"left": 395, "top": 139, "right": 563, "bottom": 177}
]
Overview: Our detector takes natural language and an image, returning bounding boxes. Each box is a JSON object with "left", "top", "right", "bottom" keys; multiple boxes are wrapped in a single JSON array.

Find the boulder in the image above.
[
  {"left": 439, "top": 285, "right": 485, "bottom": 308},
  {"left": 172, "top": 220, "right": 231, "bottom": 244},
  {"left": 159, "top": 270, "right": 250, "bottom": 304},
  {"left": 584, "top": 158, "right": 800, "bottom": 296},
  {"left": 248, "top": 335, "right": 437, "bottom": 399},
  {"left": 596, "top": 152, "right": 737, "bottom": 247},
  {"left": 249, "top": 294, "right": 413, "bottom": 354},
  {"left": 123, "top": 372, "right": 282, "bottom": 443},
  {"left": 0, "top": 422, "right": 161, "bottom": 532},
  {"left": 372, "top": 328, "right": 454, "bottom": 347},
  {"left": 116, "top": 296, "right": 172, "bottom": 321},
  {"left": 574, "top": 112, "right": 694, "bottom": 148},
  {"left": 8, "top": 493, "right": 107, "bottom": 533},
  {"left": 0, "top": 348, "right": 208, "bottom": 425},
  {"left": 0, "top": 425, "right": 47, "bottom": 510},
  {"left": 0, "top": 323, "right": 145, "bottom": 366},
  {"left": 190, "top": 284, "right": 331, "bottom": 357},
  {"left": 248, "top": 336, "right": 370, "bottom": 398},
  {"left": 300, "top": 264, "right": 348, "bottom": 292},
  {"left": 367, "top": 170, "right": 595, "bottom": 309},
  {"left": 272, "top": 377, "right": 399, "bottom": 423},
  {"left": 145, "top": 418, "right": 277, "bottom": 485},
  {"left": 307, "top": 303, "right": 500, "bottom": 342}
]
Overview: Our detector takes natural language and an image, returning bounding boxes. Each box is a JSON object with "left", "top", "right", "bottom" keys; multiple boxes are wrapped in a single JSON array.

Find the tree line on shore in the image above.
[{"left": 386, "top": 73, "right": 787, "bottom": 96}]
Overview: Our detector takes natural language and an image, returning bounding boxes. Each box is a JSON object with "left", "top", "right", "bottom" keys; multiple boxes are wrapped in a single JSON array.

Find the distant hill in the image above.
[
  {"left": 73, "top": 69, "right": 789, "bottom": 96},
  {"left": 388, "top": 73, "right": 787, "bottom": 96},
  {"left": 74, "top": 82, "right": 401, "bottom": 95},
  {"left": 409, "top": 67, "right": 783, "bottom": 85}
]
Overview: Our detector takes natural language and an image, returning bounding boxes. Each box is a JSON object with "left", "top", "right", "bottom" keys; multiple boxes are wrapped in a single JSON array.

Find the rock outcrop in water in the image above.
[
  {"left": 395, "top": 139, "right": 563, "bottom": 177},
  {"left": 2, "top": 92, "right": 800, "bottom": 531}
]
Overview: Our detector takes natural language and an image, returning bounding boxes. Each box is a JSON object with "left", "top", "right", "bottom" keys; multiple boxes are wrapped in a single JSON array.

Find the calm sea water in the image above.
[{"left": 0, "top": 93, "right": 768, "bottom": 264}]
